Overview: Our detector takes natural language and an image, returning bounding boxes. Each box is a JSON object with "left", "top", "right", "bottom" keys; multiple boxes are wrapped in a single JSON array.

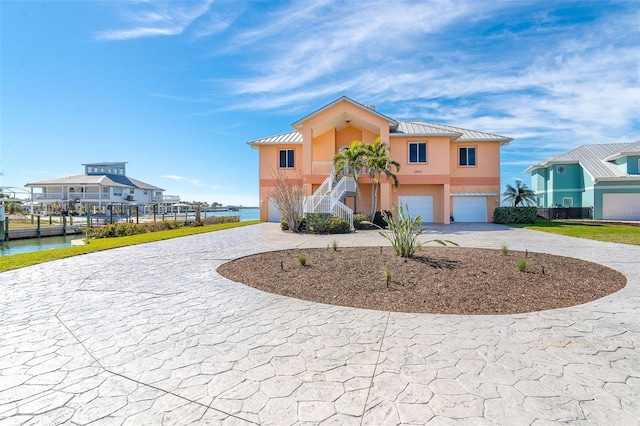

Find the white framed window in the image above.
[
  {"left": 557, "top": 165, "right": 566, "bottom": 174},
  {"left": 279, "top": 149, "right": 295, "bottom": 168},
  {"left": 459, "top": 146, "right": 476, "bottom": 167},
  {"left": 113, "top": 187, "right": 122, "bottom": 196},
  {"left": 562, "top": 197, "right": 573, "bottom": 207},
  {"left": 408, "top": 142, "right": 427, "bottom": 164},
  {"left": 143, "top": 189, "right": 148, "bottom": 195}
]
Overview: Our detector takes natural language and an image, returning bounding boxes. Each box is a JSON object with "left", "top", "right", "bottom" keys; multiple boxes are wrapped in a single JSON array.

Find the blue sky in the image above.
[{"left": 1, "top": 0, "right": 638, "bottom": 206}]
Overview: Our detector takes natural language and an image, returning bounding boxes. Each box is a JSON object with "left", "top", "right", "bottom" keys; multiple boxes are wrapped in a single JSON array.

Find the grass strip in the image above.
[
  {"left": 511, "top": 220, "right": 640, "bottom": 245},
  {"left": 1, "top": 220, "right": 260, "bottom": 273}
]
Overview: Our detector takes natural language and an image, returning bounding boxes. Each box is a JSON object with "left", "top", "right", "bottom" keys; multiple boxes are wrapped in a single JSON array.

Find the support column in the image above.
[
  {"left": 380, "top": 182, "right": 391, "bottom": 212},
  {"left": 443, "top": 184, "right": 451, "bottom": 225}
]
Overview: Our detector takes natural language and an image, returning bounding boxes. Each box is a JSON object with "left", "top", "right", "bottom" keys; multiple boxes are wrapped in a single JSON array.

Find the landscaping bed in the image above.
[{"left": 218, "top": 247, "right": 626, "bottom": 315}]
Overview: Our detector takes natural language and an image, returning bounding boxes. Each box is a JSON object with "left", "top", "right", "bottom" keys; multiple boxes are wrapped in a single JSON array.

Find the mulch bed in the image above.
[{"left": 217, "top": 247, "right": 627, "bottom": 315}]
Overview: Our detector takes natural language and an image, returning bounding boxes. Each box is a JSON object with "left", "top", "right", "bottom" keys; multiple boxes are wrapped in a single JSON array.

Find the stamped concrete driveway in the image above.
[{"left": 1, "top": 223, "right": 639, "bottom": 425}]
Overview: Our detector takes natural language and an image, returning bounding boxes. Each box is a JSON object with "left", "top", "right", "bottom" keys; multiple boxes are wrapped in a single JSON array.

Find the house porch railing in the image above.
[
  {"left": 537, "top": 207, "right": 592, "bottom": 220},
  {"left": 303, "top": 171, "right": 355, "bottom": 230}
]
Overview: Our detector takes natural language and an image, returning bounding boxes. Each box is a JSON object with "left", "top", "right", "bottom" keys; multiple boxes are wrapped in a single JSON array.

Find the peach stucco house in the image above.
[{"left": 248, "top": 97, "right": 512, "bottom": 226}]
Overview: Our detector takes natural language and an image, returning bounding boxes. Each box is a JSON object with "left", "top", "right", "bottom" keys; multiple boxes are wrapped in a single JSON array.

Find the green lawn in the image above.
[
  {"left": 1, "top": 220, "right": 260, "bottom": 273},
  {"left": 512, "top": 220, "right": 640, "bottom": 245}
]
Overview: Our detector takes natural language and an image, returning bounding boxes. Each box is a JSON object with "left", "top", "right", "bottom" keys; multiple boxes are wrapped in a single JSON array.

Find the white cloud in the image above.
[
  {"left": 97, "top": 1, "right": 213, "bottom": 41},
  {"left": 205, "top": 0, "right": 638, "bottom": 157},
  {"left": 161, "top": 175, "right": 202, "bottom": 186}
]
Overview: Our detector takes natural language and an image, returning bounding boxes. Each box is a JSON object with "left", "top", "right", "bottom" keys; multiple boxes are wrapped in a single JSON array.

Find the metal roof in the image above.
[
  {"left": 525, "top": 141, "right": 640, "bottom": 180},
  {"left": 291, "top": 96, "right": 398, "bottom": 130},
  {"left": 247, "top": 131, "right": 303, "bottom": 147},
  {"left": 247, "top": 120, "right": 512, "bottom": 147},
  {"left": 26, "top": 174, "right": 164, "bottom": 190},
  {"left": 393, "top": 121, "right": 511, "bottom": 144}
]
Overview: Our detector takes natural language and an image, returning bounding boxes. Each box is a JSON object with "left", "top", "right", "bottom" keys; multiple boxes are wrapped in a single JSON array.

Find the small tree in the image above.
[
  {"left": 502, "top": 180, "right": 536, "bottom": 207},
  {"left": 333, "top": 140, "right": 366, "bottom": 213},
  {"left": 270, "top": 170, "right": 305, "bottom": 232},
  {"left": 364, "top": 137, "right": 400, "bottom": 220}
]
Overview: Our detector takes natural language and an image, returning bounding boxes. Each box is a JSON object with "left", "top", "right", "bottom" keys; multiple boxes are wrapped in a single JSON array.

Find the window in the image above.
[
  {"left": 459, "top": 147, "right": 476, "bottom": 166},
  {"left": 113, "top": 187, "right": 122, "bottom": 196},
  {"left": 279, "top": 149, "right": 295, "bottom": 168},
  {"left": 408, "top": 142, "right": 427, "bottom": 164},
  {"left": 557, "top": 165, "right": 566, "bottom": 174},
  {"left": 563, "top": 197, "right": 573, "bottom": 207},
  {"left": 143, "top": 189, "right": 148, "bottom": 195},
  {"left": 130, "top": 188, "right": 134, "bottom": 194}
]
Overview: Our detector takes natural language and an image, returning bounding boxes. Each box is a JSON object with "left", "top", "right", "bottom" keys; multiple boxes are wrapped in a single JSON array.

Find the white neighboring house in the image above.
[{"left": 26, "top": 162, "right": 166, "bottom": 215}]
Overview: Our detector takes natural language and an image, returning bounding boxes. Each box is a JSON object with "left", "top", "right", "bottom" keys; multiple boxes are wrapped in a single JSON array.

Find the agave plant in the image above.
[{"left": 365, "top": 203, "right": 457, "bottom": 258}]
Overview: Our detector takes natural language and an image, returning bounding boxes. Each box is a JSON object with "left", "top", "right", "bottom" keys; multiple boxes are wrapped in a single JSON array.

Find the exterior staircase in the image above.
[{"left": 303, "top": 169, "right": 356, "bottom": 230}]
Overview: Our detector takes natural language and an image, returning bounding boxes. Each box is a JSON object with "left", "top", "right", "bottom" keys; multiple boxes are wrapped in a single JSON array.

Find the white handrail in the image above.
[{"left": 303, "top": 172, "right": 355, "bottom": 230}]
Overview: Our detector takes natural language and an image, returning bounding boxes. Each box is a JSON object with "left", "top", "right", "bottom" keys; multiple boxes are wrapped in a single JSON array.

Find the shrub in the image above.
[
  {"left": 366, "top": 204, "right": 457, "bottom": 258},
  {"left": 280, "top": 218, "right": 289, "bottom": 231},
  {"left": 501, "top": 244, "right": 509, "bottom": 256},
  {"left": 307, "top": 213, "right": 333, "bottom": 233},
  {"left": 373, "top": 210, "right": 392, "bottom": 228},
  {"left": 297, "top": 252, "right": 308, "bottom": 266},
  {"left": 200, "top": 215, "right": 240, "bottom": 225},
  {"left": 353, "top": 213, "right": 370, "bottom": 230},
  {"left": 493, "top": 207, "right": 537, "bottom": 224},
  {"left": 383, "top": 265, "right": 392, "bottom": 288},
  {"left": 327, "top": 217, "right": 351, "bottom": 234},
  {"left": 518, "top": 258, "right": 528, "bottom": 272},
  {"left": 331, "top": 239, "right": 339, "bottom": 251}
]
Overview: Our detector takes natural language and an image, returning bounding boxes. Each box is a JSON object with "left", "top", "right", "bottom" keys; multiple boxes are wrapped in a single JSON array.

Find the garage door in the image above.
[
  {"left": 453, "top": 197, "right": 487, "bottom": 222},
  {"left": 267, "top": 198, "right": 282, "bottom": 222},
  {"left": 602, "top": 193, "right": 640, "bottom": 220},
  {"left": 398, "top": 196, "right": 434, "bottom": 222}
]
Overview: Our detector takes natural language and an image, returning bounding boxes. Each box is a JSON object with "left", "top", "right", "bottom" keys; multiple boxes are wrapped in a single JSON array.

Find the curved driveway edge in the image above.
[{"left": 1, "top": 223, "right": 638, "bottom": 425}]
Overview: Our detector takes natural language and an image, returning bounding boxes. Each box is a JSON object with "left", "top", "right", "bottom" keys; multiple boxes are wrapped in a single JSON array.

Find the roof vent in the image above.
[{"left": 364, "top": 104, "right": 376, "bottom": 111}]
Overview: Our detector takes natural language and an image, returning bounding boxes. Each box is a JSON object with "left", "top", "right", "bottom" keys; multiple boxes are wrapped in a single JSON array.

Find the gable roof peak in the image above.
[{"left": 291, "top": 96, "right": 398, "bottom": 130}]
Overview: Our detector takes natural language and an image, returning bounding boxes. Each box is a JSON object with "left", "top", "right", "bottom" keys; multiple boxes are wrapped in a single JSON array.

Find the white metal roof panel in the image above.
[
  {"left": 393, "top": 120, "right": 512, "bottom": 143},
  {"left": 526, "top": 141, "right": 640, "bottom": 179},
  {"left": 247, "top": 131, "right": 303, "bottom": 147},
  {"left": 26, "top": 174, "right": 164, "bottom": 190}
]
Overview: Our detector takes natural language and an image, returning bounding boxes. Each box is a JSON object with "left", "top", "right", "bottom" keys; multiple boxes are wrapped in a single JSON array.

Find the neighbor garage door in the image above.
[
  {"left": 453, "top": 197, "right": 487, "bottom": 222},
  {"left": 398, "top": 196, "right": 434, "bottom": 222},
  {"left": 267, "top": 198, "right": 282, "bottom": 222},
  {"left": 602, "top": 193, "right": 640, "bottom": 220}
]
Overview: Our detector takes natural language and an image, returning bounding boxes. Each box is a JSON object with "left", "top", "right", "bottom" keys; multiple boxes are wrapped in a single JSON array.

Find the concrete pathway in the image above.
[{"left": 1, "top": 223, "right": 638, "bottom": 425}]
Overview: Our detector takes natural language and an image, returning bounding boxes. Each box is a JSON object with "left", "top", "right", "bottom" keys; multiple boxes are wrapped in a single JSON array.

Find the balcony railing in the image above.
[{"left": 33, "top": 192, "right": 103, "bottom": 200}]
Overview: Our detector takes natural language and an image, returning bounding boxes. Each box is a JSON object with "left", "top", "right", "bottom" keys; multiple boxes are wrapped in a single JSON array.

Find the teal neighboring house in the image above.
[{"left": 525, "top": 141, "right": 640, "bottom": 220}]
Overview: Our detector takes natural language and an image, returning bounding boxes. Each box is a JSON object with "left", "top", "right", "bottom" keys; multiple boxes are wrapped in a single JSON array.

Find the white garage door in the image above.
[
  {"left": 267, "top": 198, "right": 282, "bottom": 222},
  {"left": 602, "top": 193, "right": 640, "bottom": 220},
  {"left": 453, "top": 197, "right": 487, "bottom": 222},
  {"left": 398, "top": 196, "right": 434, "bottom": 222}
]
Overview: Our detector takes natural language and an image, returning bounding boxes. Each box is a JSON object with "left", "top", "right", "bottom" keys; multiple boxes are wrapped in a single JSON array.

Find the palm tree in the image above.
[
  {"left": 332, "top": 140, "right": 366, "bottom": 213},
  {"left": 364, "top": 137, "right": 400, "bottom": 220},
  {"left": 502, "top": 179, "right": 536, "bottom": 206}
]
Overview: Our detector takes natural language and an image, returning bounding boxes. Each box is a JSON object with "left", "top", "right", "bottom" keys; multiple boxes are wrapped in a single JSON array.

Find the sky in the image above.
[{"left": 1, "top": 0, "right": 638, "bottom": 207}]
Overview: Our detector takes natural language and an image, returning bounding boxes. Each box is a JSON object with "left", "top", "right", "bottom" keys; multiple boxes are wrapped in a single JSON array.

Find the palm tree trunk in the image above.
[
  {"left": 355, "top": 179, "right": 365, "bottom": 214},
  {"left": 370, "top": 180, "right": 376, "bottom": 220}
]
